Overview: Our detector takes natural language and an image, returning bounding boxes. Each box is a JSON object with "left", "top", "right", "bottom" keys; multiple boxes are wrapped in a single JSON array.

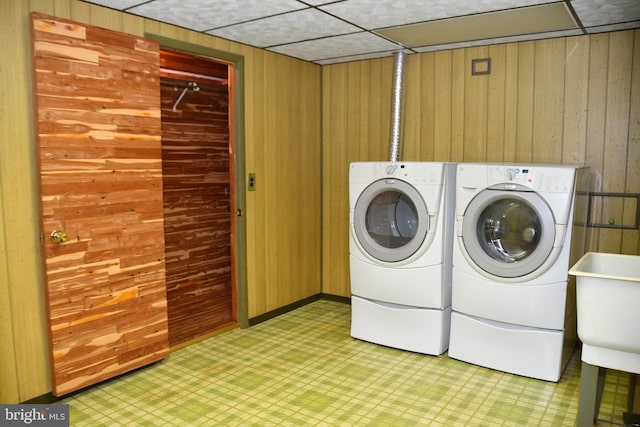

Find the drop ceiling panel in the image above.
[
  {"left": 319, "top": 0, "right": 555, "bottom": 29},
  {"left": 81, "top": 0, "right": 640, "bottom": 64},
  {"left": 376, "top": 2, "right": 577, "bottom": 48},
  {"left": 128, "top": 0, "right": 305, "bottom": 32},
  {"left": 413, "top": 29, "right": 583, "bottom": 53},
  {"left": 267, "top": 32, "right": 401, "bottom": 63},
  {"left": 571, "top": 0, "right": 640, "bottom": 30},
  {"left": 207, "top": 9, "right": 360, "bottom": 48}
]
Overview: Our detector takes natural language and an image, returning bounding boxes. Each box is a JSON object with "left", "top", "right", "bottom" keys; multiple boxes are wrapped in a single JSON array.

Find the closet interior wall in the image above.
[{"left": 159, "top": 50, "right": 236, "bottom": 347}]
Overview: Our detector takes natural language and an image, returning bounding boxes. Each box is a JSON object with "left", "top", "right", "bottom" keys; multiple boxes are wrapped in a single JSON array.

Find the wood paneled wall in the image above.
[
  {"left": 1, "top": 0, "right": 321, "bottom": 402},
  {"left": 2, "top": 0, "right": 637, "bottom": 404},
  {"left": 322, "top": 31, "right": 640, "bottom": 297}
]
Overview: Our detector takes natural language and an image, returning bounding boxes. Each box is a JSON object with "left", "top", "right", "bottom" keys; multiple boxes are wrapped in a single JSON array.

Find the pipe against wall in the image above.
[{"left": 388, "top": 50, "right": 406, "bottom": 163}]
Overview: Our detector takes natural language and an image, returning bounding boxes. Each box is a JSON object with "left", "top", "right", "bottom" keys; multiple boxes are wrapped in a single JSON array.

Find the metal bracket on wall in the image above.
[{"left": 584, "top": 192, "right": 640, "bottom": 229}]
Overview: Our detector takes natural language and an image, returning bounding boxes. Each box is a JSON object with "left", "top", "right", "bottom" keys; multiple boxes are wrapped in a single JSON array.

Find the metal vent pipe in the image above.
[{"left": 388, "top": 50, "right": 406, "bottom": 163}]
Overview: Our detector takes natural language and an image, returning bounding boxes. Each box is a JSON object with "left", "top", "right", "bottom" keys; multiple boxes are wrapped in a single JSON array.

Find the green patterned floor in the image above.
[{"left": 62, "top": 300, "right": 632, "bottom": 426}]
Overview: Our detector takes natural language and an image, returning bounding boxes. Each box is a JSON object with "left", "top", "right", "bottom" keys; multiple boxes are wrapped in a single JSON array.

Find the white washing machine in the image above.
[
  {"left": 349, "top": 162, "right": 456, "bottom": 355},
  {"left": 449, "top": 163, "right": 590, "bottom": 381}
]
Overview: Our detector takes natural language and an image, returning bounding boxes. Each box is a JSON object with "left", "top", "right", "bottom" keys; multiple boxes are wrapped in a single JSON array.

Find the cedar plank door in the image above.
[{"left": 30, "top": 13, "right": 169, "bottom": 396}]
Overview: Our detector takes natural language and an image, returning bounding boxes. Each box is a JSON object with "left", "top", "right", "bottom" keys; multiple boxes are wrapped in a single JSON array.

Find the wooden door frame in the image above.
[{"left": 149, "top": 35, "right": 248, "bottom": 329}]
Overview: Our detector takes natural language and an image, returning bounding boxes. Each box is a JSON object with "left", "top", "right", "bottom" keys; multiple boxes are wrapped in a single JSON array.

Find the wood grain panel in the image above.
[
  {"left": 503, "top": 43, "right": 520, "bottom": 162},
  {"left": 464, "top": 46, "right": 489, "bottom": 162},
  {"left": 345, "top": 61, "right": 362, "bottom": 161},
  {"left": 403, "top": 54, "right": 422, "bottom": 160},
  {"left": 262, "top": 51, "right": 281, "bottom": 305},
  {"left": 1, "top": 0, "right": 51, "bottom": 404},
  {"left": 486, "top": 44, "right": 506, "bottom": 162},
  {"left": 584, "top": 33, "right": 609, "bottom": 252},
  {"left": 357, "top": 61, "right": 372, "bottom": 160},
  {"left": 599, "top": 31, "right": 634, "bottom": 252},
  {"left": 451, "top": 50, "right": 466, "bottom": 161},
  {"left": 322, "top": 65, "right": 349, "bottom": 297},
  {"left": 322, "top": 30, "right": 640, "bottom": 298},
  {"left": 419, "top": 53, "right": 436, "bottom": 160},
  {"left": 622, "top": 30, "right": 640, "bottom": 255},
  {"left": 257, "top": 52, "right": 321, "bottom": 311},
  {"left": 160, "top": 68, "right": 234, "bottom": 347},
  {"left": 371, "top": 58, "right": 392, "bottom": 160},
  {"left": 31, "top": 12, "right": 168, "bottom": 396},
  {"left": 562, "top": 36, "right": 589, "bottom": 165},
  {"left": 515, "top": 41, "right": 535, "bottom": 162},
  {"left": 244, "top": 47, "right": 266, "bottom": 316},
  {"left": 533, "top": 38, "right": 565, "bottom": 163},
  {"left": 434, "top": 50, "right": 453, "bottom": 161}
]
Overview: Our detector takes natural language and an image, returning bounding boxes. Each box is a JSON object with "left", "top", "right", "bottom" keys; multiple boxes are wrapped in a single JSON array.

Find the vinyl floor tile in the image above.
[{"left": 61, "top": 300, "right": 633, "bottom": 426}]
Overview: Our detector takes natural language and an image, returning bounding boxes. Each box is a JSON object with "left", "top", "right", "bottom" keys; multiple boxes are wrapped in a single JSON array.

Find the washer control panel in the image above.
[
  {"left": 488, "top": 165, "right": 575, "bottom": 193},
  {"left": 489, "top": 166, "right": 534, "bottom": 185}
]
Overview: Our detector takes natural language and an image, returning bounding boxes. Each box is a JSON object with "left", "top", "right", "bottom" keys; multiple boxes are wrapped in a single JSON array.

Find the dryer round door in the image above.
[
  {"left": 461, "top": 187, "right": 556, "bottom": 278},
  {"left": 353, "top": 178, "right": 429, "bottom": 263}
]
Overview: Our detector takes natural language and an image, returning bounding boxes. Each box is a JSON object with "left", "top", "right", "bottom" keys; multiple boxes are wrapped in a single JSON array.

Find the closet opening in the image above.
[{"left": 159, "top": 48, "right": 237, "bottom": 347}]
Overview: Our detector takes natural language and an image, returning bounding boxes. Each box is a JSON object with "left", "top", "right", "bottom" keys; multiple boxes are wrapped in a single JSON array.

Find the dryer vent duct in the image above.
[{"left": 388, "top": 50, "right": 406, "bottom": 163}]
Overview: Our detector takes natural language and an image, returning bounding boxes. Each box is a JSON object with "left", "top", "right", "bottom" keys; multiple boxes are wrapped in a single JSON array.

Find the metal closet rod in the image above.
[
  {"left": 160, "top": 80, "right": 227, "bottom": 113},
  {"left": 164, "top": 81, "right": 200, "bottom": 112},
  {"left": 160, "top": 79, "right": 226, "bottom": 91}
]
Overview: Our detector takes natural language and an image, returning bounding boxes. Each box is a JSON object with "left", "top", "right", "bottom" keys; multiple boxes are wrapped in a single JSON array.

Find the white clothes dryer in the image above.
[
  {"left": 448, "top": 163, "right": 590, "bottom": 381},
  {"left": 349, "top": 162, "right": 456, "bottom": 355}
]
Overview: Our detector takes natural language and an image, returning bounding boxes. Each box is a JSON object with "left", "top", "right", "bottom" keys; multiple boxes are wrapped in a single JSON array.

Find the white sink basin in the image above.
[{"left": 569, "top": 252, "right": 640, "bottom": 374}]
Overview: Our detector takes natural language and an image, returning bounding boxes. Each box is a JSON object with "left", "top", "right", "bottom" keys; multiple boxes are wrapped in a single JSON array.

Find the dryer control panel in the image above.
[
  {"left": 488, "top": 165, "right": 575, "bottom": 193},
  {"left": 372, "top": 162, "right": 443, "bottom": 185},
  {"left": 489, "top": 166, "right": 534, "bottom": 185}
]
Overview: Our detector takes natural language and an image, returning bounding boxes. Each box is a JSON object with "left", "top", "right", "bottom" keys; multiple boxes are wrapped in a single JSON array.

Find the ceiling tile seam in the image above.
[
  {"left": 293, "top": 47, "right": 408, "bottom": 64},
  {"left": 315, "top": 4, "right": 376, "bottom": 33},
  {"left": 406, "top": 30, "right": 577, "bottom": 51},
  {"left": 260, "top": 30, "right": 363, "bottom": 49},
  {"left": 371, "top": 32, "right": 415, "bottom": 53},
  {"left": 582, "top": 21, "right": 640, "bottom": 32},
  {"left": 261, "top": 30, "right": 409, "bottom": 52},
  {"left": 123, "top": 0, "right": 154, "bottom": 12},
  {"left": 308, "top": 2, "right": 411, "bottom": 52},
  {"left": 201, "top": 6, "right": 311, "bottom": 32},
  {"left": 563, "top": 0, "right": 587, "bottom": 35},
  {"left": 295, "top": 0, "right": 343, "bottom": 8}
]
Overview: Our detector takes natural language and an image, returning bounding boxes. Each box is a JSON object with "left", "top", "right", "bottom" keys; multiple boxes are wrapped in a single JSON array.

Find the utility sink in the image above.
[{"left": 569, "top": 252, "right": 640, "bottom": 373}]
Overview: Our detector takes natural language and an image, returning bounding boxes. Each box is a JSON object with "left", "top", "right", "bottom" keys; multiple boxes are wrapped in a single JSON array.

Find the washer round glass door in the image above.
[
  {"left": 353, "top": 178, "right": 429, "bottom": 262},
  {"left": 461, "top": 188, "right": 556, "bottom": 278}
]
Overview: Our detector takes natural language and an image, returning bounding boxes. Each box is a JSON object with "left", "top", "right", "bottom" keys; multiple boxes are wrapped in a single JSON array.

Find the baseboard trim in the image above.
[
  {"left": 247, "top": 293, "right": 350, "bottom": 326},
  {"left": 247, "top": 294, "right": 321, "bottom": 326}
]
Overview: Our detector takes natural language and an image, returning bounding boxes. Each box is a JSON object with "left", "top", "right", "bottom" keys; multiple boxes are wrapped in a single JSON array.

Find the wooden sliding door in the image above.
[{"left": 31, "top": 12, "right": 169, "bottom": 396}]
